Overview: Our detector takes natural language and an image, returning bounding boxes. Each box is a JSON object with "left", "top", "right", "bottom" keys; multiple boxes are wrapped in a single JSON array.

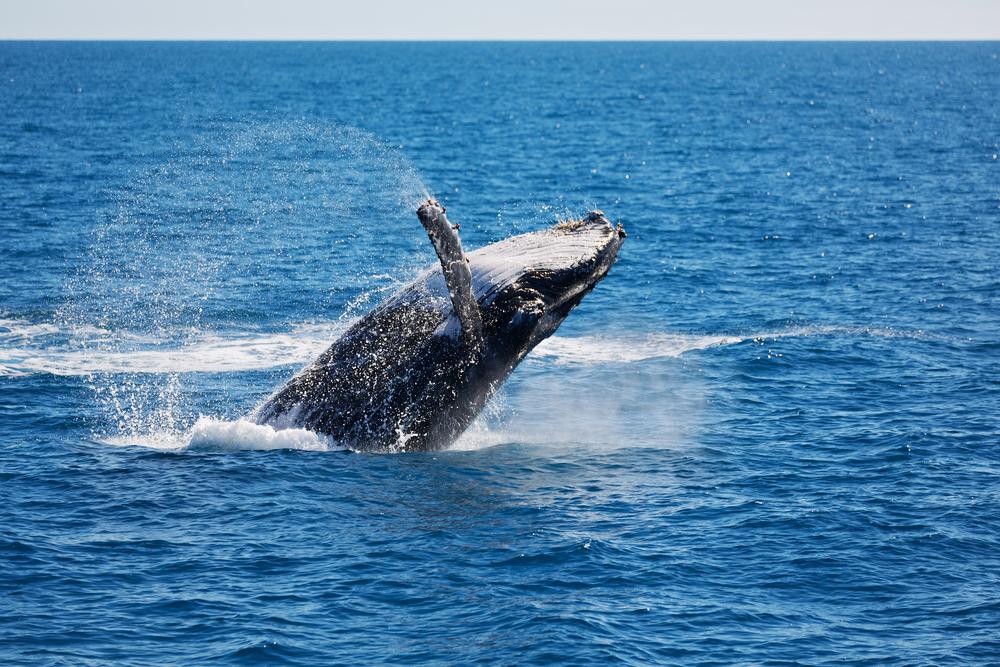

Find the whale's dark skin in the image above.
[{"left": 251, "top": 203, "right": 625, "bottom": 452}]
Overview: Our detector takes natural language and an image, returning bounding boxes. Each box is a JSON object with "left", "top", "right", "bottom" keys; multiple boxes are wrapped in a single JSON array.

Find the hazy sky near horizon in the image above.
[{"left": 1, "top": 0, "right": 998, "bottom": 40}]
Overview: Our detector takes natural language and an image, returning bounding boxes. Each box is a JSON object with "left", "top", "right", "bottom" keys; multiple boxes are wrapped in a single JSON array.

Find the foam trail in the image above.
[
  {"left": 530, "top": 333, "right": 743, "bottom": 365},
  {"left": 526, "top": 326, "right": 926, "bottom": 366},
  {"left": 103, "top": 431, "right": 192, "bottom": 451},
  {"left": 1, "top": 328, "right": 739, "bottom": 376},
  {"left": 0, "top": 320, "right": 348, "bottom": 376}
]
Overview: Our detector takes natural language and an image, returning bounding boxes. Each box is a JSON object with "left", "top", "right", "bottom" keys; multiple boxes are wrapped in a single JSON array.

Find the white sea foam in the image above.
[
  {"left": 0, "top": 318, "right": 348, "bottom": 376},
  {"left": 0, "top": 318, "right": 65, "bottom": 340},
  {"left": 4, "top": 308, "right": 937, "bottom": 379},
  {"left": 530, "top": 333, "right": 744, "bottom": 365},
  {"left": 102, "top": 417, "right": 343, "bottom": 452},
  {"left": 103, "top": 431, "right": 193, "bottom": 451},
  {"left": 2, "top": 316, "right": 744, "bottom": 377},
  {"left": 187, "top": 417, "right": 342, "bottom": 451},
  {"left": 0, "top": 323, "right": 743, "bottom": 377},
  {"left": 6, "top": 318, "right": 927, "bottom": 379}
]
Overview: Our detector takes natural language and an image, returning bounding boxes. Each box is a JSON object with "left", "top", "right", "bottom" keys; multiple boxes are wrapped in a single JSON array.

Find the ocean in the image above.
[{"left": 1, "top": 41, "right": 998, "bottom": 665}]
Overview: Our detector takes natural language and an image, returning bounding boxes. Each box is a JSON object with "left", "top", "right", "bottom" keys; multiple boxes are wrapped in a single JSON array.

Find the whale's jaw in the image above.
[{"left": 251, "top": 210, "right": 624, "bottom": 452}]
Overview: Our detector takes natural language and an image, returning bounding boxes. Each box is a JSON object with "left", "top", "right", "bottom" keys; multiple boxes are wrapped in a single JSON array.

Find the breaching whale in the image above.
[{"left": 251, "top": 201, "right": 625, "bottom": 452}]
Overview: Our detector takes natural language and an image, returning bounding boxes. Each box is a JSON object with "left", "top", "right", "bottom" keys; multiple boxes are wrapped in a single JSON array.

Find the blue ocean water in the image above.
[{"left": 1, "top": 41, "right": 999, "bottom": 665}]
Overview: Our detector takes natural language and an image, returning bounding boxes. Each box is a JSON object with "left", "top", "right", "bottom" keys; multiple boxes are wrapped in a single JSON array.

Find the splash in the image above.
[
  {"left": 186, "top": 417, "right": 342, "bottom": 452},
  {"left": 53, "top": 117, "right": 430, "bottom": 445},
  {"left": 100, "top": 417, "right": 342, "bottom": 452},
  {"left": 60, "top": 118, "right": 430, "bottom": 336},
  {"left": 76, "top": 329, "right": 746, "bottom": 453}
]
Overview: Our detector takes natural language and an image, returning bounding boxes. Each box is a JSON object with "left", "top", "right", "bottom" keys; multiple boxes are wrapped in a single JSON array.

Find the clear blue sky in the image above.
[{"left": 1, "top": 0, "right": 997, "bottom": 40}]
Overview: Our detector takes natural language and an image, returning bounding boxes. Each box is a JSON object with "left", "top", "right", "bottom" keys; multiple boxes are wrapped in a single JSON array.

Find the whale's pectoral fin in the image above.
[{"left": 417, "top": 200, "right": 485, "bottom": 352}]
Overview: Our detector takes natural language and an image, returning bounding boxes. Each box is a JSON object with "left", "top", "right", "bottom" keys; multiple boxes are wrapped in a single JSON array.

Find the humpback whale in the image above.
[{"left": 251, "top": 201, "right": 625, "bottom": 452}]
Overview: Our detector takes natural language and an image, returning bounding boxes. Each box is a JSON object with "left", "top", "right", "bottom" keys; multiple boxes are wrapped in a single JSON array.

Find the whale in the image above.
[{"left": 251, "top": 202, "right": 625, "bottom": 452}]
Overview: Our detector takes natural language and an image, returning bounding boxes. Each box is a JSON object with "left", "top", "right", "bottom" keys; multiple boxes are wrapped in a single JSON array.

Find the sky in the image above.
[{"left": 1, "top": 0, "right": 998, "bottom": 40}]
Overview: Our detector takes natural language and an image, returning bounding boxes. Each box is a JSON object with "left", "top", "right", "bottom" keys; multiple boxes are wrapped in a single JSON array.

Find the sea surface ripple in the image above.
[{"left": 1, "top": 42, "right": 999, "bottom": 665}]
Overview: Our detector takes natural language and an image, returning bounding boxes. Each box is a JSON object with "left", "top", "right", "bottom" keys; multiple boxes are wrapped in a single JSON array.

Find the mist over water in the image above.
[
  {"left": 2, "top": 42, "right": 999, "bottom": 666},
  {"left": 55, "top": 119, "right": 433, "bottom": 442}
]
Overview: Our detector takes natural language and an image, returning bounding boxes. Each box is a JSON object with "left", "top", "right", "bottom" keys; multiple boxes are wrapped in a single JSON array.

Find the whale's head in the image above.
[{"left": 464, "top": 210, "right": 625, "bottom": 367}]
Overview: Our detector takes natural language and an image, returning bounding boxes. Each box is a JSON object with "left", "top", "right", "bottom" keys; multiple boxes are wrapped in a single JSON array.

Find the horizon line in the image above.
[{"left": 3, "top": 38, "right": 998, "bottom": 42}]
